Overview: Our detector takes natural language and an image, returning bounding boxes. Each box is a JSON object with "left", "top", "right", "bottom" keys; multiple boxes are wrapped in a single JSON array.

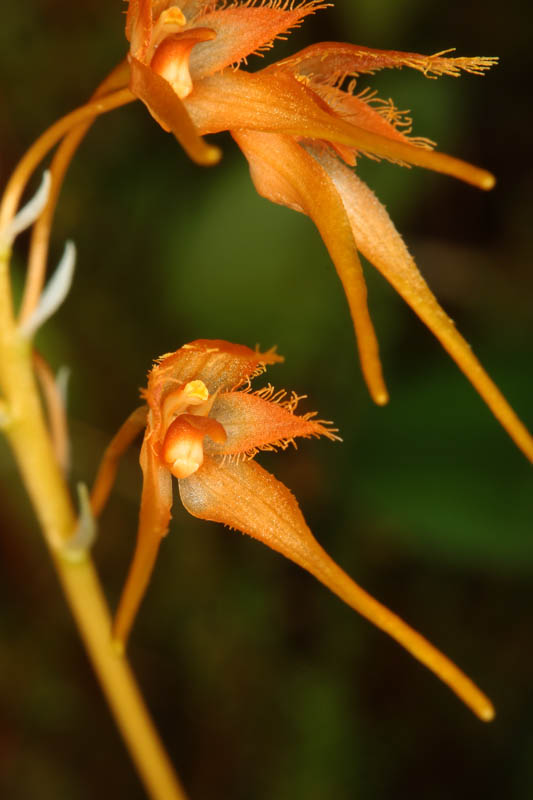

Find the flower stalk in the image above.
[
  {"left": 0, "top": 120, "right": 188, "bottom": 800},
  {"left": 0, "top": 87, "right": 135, "bottom": 234},
  {"left": 19, "top": 60, "right": 131, "bottom": 325},
  {"left": 90, "top": 340, "right": 494, "bottom": 722}
]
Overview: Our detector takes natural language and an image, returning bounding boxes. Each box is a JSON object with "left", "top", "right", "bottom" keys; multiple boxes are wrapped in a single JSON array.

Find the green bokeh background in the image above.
[{"left": 1, "top": 1, "right": 532, "bottom": 798}]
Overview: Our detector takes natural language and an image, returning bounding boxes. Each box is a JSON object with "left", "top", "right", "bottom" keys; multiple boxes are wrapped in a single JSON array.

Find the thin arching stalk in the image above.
[
  {"left": 0, "top": 88, "right": 135, "bottom": 233},
  {"left": 19, "top": 60, "right": 130, "bottom": 324}
]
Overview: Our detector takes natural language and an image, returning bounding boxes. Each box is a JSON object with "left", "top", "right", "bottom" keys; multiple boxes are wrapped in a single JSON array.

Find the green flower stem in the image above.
[{"left": 0, "top": 246, "right": 188, "bottom": 799}]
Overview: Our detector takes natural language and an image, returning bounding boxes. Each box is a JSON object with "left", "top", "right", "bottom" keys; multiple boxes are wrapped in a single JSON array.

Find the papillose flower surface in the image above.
[
  {"left": 91, "top": 339, "right": 495, "bottom": 721},
  {"left": 122, "top": 0, "right": 533, "bottom": 462}
]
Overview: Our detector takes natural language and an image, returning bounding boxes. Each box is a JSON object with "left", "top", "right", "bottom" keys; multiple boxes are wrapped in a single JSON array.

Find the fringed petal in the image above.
[
  {"left": 274, "top": 42, "right": 498, "bottom": 83},
  {"left": 188, "top": 2, "right": 329, "bottom": 80},
  {"left": 315, "top": 148, "right": 533, "bottom": 463},
  {"left": 113, "top": 435, "right": 174, "bottom": 648},
  {"left": 186, "top": 68, "right": 494, "bottom": 188},
  {"left": 207, "top": 388, "right": 339, "bottom": 456},
  {"left": 233, "top": 128, "right": 388, "bottom": 404},
  {"left": 148, "top": 339, "right": 283, "bottom": 396},
  {"left": 305, "top": 85, "right": 435, "bottom": 167},
  {"left": 129, "top": 56, "right": 221, "bottom": 165},
  {"left": 179, "top": 455, "right": 494, "bottom": 721}
]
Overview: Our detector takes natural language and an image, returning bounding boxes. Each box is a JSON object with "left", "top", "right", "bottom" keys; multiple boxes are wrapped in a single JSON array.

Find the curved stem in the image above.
[
  {"left": 0, "top": 205, "right": 187, "bottom": 800},
  {"left": 19, "top": 61, "right": 131, "bottom": 324},
  {"left": 54, "top": 554, "right": 188, "bottom": 800},
  {"left": 0, "top": 87, "right": 136, "bottom": 233}
]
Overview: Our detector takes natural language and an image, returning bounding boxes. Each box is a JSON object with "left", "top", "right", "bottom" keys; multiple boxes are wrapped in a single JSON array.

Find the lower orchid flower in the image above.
[{"left": 90, "top": 339, "right": 494, "bottom": 722}]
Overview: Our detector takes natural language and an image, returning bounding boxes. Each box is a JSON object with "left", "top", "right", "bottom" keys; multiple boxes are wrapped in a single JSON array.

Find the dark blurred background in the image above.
[{"left": 1, "top": 1, "right": 532, "bottom": 798}]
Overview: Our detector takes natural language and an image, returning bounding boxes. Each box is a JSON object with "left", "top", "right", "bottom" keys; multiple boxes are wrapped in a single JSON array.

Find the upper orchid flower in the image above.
[
  {"left": 90, "top": 339, "right": 494, "bottom": 721},
  {"left": 124, "top": 0, "right": 533, "bottom": 462}
]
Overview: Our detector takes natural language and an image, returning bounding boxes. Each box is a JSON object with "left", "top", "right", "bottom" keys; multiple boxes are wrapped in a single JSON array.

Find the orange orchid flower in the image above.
[
  {"left": 123, "top": 0, "right": 533, "bottom": 462},
  {"left": 90, "top": 339, "right": 494, "bottom": 722}
]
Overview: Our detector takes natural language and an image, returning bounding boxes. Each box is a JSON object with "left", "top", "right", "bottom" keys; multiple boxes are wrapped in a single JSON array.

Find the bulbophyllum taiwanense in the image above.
[
  {"left": 90, "top": 339, "right": 494, "bottom": 722},
  {"left": 122, "top": 0, "right": 533, "bottom": 464}
]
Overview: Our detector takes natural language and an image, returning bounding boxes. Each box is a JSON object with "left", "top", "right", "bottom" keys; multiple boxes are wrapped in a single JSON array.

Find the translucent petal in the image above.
[
  {"left": 19, "top": 240, "right": 76, "bottom": 339},
  {"left": 63, "top": 482, "right": 97, "bottom": 562},
  {"left": 1, "top": 171, "right": 50, "bottom": 249}
]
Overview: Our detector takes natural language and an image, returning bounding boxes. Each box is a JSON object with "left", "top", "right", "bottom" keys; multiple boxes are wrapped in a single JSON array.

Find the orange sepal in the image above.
[
  {"left": 129, "top": 55, "right": 221, "bottom": 165},
  {"left": 113, "top": 435, "right": 174, "bottom": 648},
  {"left": 314, "top": 147, "right": 533, "bottom": 463},
  {"left": 186, "top": 68, "right": 494, "bottom": 188},
  {"left": 178, "top": 455, "right": 494, "bottom": 721},
  {"left": 232, "top": 128, "right": 388, "bottom": 405}
]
